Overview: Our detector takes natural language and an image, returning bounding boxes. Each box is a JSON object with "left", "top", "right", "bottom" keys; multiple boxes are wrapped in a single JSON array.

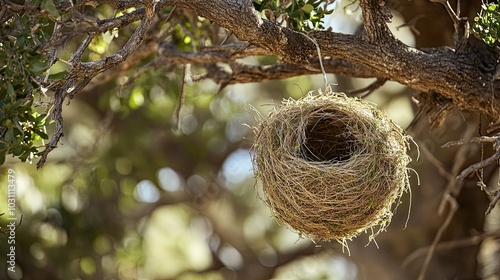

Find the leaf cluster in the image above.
[
  {"left": 253, "top": 0, "right": 333, "bottom": 31},
  {"left": 0, "top": 14, "right": 50, "bottom": 164},
  {"left": 472, "top": 2, "right": 500, "bottom": 47}
]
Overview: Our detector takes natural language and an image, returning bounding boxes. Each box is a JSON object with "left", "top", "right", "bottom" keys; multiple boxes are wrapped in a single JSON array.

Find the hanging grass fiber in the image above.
[{"left": 252, "top": 90, "right": 412, "bottom": 242}]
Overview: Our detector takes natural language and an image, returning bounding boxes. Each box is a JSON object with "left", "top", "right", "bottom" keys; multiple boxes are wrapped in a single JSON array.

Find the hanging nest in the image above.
[{"left": 252, "top": 90, "right": 412, "bottom": 242}]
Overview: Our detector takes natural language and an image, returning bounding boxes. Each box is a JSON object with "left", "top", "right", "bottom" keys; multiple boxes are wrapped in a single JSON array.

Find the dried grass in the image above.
[{"left": 252, "top": 89, "right": 412, "bottom": 242}]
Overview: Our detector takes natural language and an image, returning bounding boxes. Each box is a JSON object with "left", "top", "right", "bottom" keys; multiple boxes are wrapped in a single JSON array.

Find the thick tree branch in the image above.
[
  {"left": 359, "top": 0, "right": 394, "bottom": 43},
  {"left": 173, "top": 0, "right": 316, "bottom": 64},
  {"left": 15, "top": 0, "right": 499, "bottom": 167},
  {"left": 171, "top": 0, "right": 499, "bottom": 121}
]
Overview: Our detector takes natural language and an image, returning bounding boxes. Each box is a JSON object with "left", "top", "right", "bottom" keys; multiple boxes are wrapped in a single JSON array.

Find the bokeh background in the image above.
[{"left": 1, "top": 0, "right": 499, "bottom": 279}]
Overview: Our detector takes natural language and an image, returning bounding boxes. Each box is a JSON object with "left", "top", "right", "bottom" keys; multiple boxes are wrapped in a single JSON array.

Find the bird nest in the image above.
[{"left": 252, "top": 90, "right": 412, "bottom": 242}]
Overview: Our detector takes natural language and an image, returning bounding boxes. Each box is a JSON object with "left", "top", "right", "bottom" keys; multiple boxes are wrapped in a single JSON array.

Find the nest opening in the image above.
[{"left": 301, "top": 110, "right": 360, "bottom": 162}]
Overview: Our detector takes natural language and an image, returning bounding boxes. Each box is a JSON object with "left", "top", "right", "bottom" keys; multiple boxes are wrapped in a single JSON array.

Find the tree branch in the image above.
[
  {"left": 21, "top": 0, "right": 500, "bottom": 167},
  {"left": 173, "top": 0, "right": 316, "bottom": 64},
  {"left": 171, "top": 0, "right": 499, "bottom": 121},
  {"left": 37, "top": 0, "right": 165, "bottom": 168}
]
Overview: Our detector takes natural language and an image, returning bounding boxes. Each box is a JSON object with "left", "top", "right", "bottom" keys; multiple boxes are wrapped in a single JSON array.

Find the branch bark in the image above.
[{"left": 171, "top": 0, "right": 500, "bottom": 122}]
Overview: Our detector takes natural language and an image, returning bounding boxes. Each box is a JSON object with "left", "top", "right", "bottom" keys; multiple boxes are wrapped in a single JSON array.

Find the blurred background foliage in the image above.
[{"left": 1, "top": 0, "right": 500, "bottom": 280}]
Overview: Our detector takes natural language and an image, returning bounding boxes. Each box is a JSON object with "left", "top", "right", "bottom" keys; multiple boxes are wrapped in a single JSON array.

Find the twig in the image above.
[
  {"left": 429, "top": 0, "right": 468, "bottom": 51},
  {"left": 456, "top": 144, "right": 500, "bottom": 181},
  {"left": 419, "top": 122, "right": 476, "bottom": 278},
  {"left": 442, "top": 131, "right": 500, "bottom": 215},
  {"left": 35, "top": 1, "right": 158, "bottom": 168},
  {"left": 396, "top": 15, "right": 425, "bottom": 36},
  {"left": 118, "top": 57, "right": 170, "bottom": 94},
  {"left": 37, "top": 89, "right": 66, "bottom": 168},
  {"left": 220, "top": 31, "right": 233, "bottom": 45},
  {"left": 402, "top": 230, "right": 500, "bottom": 269},
  {"left": 443, "top": 136, "right": 499, "bottom": 147},
  {"left": 69, "top": 33, "right": 95, "bottom": 64},
  {"left": 418, "top": 194, "right": 458, "bottom": 280},
  {"left": 429, "top": 0, "right": 459, "bottom": 24},
  {"left": 173, "top": 64, "right": 190, "bottom": 132},
  {"left": 439, "top": 123, "right": 479, "bottom": 200},
  {"left": 346, "top": 78, "right": 387, "bottom": 98},
  {"left": 485, "top": 189, "right": 500, "bottom": 215},
  {"left": 419, "top": 143, "right": 453, "bottom": 181},
  {"left": 442, "top": 133, "right": 500, "bottom": 182}
]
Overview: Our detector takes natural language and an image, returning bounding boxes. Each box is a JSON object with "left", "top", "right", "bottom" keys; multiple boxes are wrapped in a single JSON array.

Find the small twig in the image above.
[
  {"left": 173, "top": 64, "right": 191, "bottom": 132},
  {"left": 418, "top": 194, "right": 458, "bottom": 280},
  {"left": 119, "top": 57, "right": 170, "bottom": 95},
  {"left": 440, "top": 124, "right": 479, "bottom": 201},
  {"left": 419, "top": 143, "right": 453, "bottom": 181},
  {"left": 443, "top": 134, "right": 500, "bottom": 183},
  {"left": 402, "top": 230, "right": 500, "bottom": 269},
  {"left": 163, "top": 5, "right": 176, "bottom": 23},
  {"left": 423, "top": 125, "right": 476, "bottom": 277},
  {"left": 485, "top": 190, "right": 500, "bottom": 215},
  {"left": 37, "top": 89, "right": 66, "bottom": 168},
  {"left": 157, "top": 6, "right": 177, "bottom": 41},
  {"left": 395, "top": 15, "right": 425, "bottom": 36},
  {"left": 429, "top": 0, "right": 468, "bottom": 51},
  {"left": 456, "top": 148, "right": 500, "bottom": 181},
  {"left": 429, "top": 0, "right": 459, "bottom": 24},
  {"left": 220, "top": 31, "right": 233, "bottom": 45},
  {"left": 69, "top": 33, "right": 95, "bottom": 64},
  {"left": 443, "top": 136, "right": 499, "bottom": 147},
  {"left": 346, "top": 78, "right": 387, "bottom": 98},
  {"left": 442, "top": 133, "right": 500, "bottom": 215}
]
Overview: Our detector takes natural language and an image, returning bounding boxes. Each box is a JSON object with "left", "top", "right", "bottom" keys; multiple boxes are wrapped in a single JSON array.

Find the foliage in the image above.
[
  {"left": 0, "top": 14, "right": 50, "bottom": 165},
  {"left": 252, "top": 0, "right": 333, "bottom": 31},
  {"left": 472, "top": 2, "right": 500, "bottom": 47}
]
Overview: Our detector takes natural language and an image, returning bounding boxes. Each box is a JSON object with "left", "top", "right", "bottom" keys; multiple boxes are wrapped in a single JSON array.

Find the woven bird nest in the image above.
[{"left": 252, "top": 90, "right": 411, "bottom": 242}]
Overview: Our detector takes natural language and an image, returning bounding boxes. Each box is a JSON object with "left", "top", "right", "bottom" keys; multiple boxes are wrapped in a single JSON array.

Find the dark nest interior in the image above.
[
  {"left": 301, "top": 110, "right": 361, "bottom": 162},
  {"left": 252, "top": 90, "right": 412, "bottom": 242}
]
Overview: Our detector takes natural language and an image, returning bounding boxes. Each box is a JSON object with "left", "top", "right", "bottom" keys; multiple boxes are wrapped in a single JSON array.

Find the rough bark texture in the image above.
[{"left": 171, "top": 0, "right": 500, "bottom": 126}]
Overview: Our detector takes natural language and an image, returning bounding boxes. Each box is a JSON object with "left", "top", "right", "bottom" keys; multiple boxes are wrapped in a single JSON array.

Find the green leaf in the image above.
[
  {"left": 48, "top": 71, "right": 68, "bottom": 80},
  {"left": 15, "top": 36, "right": 26, "bottom": 48},
  {"left": 19, "top": 150, "right": 30, "bottom": 162},
  {"left": 5, "top": 128, "right": 14, "bottom": 142},
  {"left": 35, "top": 114, "right": 48, "bottom": 125},
  {"left": 6, "top": 82, "right": 14, "bottom": 97},
  {"left": 12, "top": 143, "right": 23, "bottom": 156},
  {"left": 301, "top": 4, "right": 314, "bottom": 14},
  {"left": 11, "top": 99, "right": 24, "bottom": 109},
  {"left": 34, "top": 129, "right": 49, "bottom": 139},
  {"left": 29, "top": 61, "right": 48, "bottom": 74},
  {"left": 42, "top": 0, "right": 60, "bottom": 17}
]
